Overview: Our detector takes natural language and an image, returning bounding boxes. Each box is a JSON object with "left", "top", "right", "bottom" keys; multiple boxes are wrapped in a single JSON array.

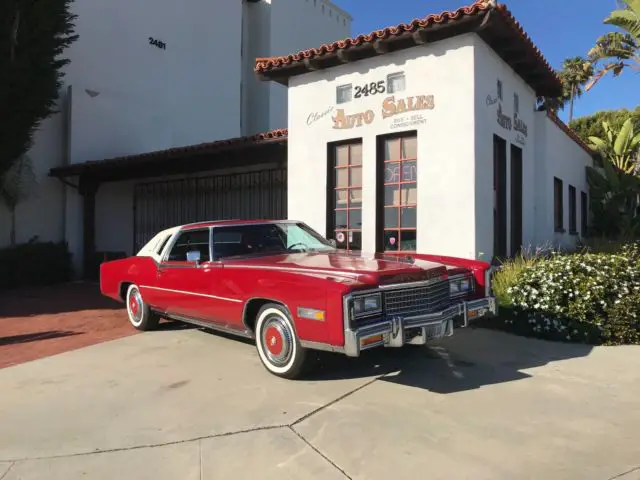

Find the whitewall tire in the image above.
[
  {"left": 126, "top": 284, "right": 160, "bottom": 331},
  {"left": 255, "top": 303, "right": 309, "bottom": 379}
]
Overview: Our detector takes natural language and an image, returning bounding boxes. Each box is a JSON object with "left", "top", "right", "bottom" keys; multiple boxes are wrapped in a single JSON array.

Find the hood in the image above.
[{"left": 222, "top": 251, "right": 449, "bottom": 287}]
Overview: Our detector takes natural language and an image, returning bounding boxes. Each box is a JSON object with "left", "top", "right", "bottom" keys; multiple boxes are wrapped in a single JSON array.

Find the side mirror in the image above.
[
  {"left": 329, "top": 239, "right": 337, "bottom": 248},
  {"left": 186, "top": 250, "right": 201, "bottom": 265}
]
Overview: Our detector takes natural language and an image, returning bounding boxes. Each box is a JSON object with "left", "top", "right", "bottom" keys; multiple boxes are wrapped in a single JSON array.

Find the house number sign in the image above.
[{"left": 148, "top": 37, "right": 166, "bottom": 50}]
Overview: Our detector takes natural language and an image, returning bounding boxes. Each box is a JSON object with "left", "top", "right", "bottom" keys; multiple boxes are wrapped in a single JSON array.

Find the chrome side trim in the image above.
[
  {"left": 300, "top": 340, "right": 345, "bottom": 353},
  {"left": 140, "top": 285, "right": 242, "bottom": 303},
  {"left": 163, "top": 312, "right": 254, "bottom": 339}
]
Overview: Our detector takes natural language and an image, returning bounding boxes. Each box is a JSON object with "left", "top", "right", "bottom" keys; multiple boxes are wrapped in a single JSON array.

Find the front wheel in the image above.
[
  {"left": 255, "top": 303, "right": 309, "bottom": 379},
  {"left": 126, "top": 284, "right": 160, "bottom": 331}
]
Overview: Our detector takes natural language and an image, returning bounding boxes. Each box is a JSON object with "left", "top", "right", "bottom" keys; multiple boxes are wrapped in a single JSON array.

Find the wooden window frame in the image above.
[
  {"left": 568, "top": 184, "right": 577, "bottom": 235},
  {"left": 375, "top": 131, "right": 418, "bottom": 253},
  {"left": 581, "top": 191, "right": 588, "bottom": 237},
  {"left": 327, "top": 139, "right": 363, "bottom": 251},
  {"left": 554, "top": 177, "right": 564, "bottom": 232}
]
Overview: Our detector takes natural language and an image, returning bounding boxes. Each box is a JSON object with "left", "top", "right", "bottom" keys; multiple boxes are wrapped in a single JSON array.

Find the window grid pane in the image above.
[
  {"left": 333, "top": 142, "right": 362, "bottom": 250},
  {"left": 382, "top": 134, "right": 417, "bottom": 252}
]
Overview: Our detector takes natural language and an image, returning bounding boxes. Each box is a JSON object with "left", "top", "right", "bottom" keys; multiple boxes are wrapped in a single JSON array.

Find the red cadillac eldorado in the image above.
[{"left": 100, "top": 220, "right": 497, "bottom": 379}]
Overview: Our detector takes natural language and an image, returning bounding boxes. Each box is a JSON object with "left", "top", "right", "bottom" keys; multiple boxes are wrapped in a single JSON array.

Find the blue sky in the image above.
[{"left": 335, "top": 0, "right": 640, "bottom": 122}]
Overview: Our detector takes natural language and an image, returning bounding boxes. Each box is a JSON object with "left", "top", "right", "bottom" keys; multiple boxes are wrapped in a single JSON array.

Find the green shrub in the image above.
[
  {"left": 0, "top": 240, "right": 73, "bottom": 291},
  {"left": 491, "top": 249, "right": 640, "bottom": 345}
]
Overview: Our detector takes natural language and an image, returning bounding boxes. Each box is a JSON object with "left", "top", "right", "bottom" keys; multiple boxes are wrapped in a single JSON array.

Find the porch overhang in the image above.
[{"left": 49, "top": 129, "right": 288, "bottom": 183}]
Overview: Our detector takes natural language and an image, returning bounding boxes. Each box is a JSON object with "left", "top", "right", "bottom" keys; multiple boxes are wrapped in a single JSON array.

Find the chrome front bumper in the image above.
[{"left": 343, "top": 297, "right": 498, "bottom": 357}]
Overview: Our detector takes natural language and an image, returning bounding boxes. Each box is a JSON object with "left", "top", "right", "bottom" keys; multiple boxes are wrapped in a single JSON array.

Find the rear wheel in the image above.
[
  {"left": 126, "top": 284, "right": 160, "bottom": 331},
  {"left": 255, "top": 303, "right": 309, "bottom": 379}
]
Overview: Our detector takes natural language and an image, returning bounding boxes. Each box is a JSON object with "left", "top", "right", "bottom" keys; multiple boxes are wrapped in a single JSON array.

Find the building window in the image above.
[
  {"left": 497, "top": 79, "right": 503, "bottom": 101},
  {"left": 379, "top": 133, "right": 418, "bottom": 252},
  {"left": 568, "top": 185, "right": 577, "bottom": 234},
  {"left": 514, "top": 93, "right": 519, "bottom": 114},
  {"left": 387, "top": 72, "right": 406, "bottom": 94},
  {"left": 554, "top": 177, "right": 564, "bottom": 232},
  {"left": 330, "top": 141, "right": 362, "bottom": 250},
  {"left": 581, "top": 191, "right": 588, "bottom": 236},
  {"left": 336, "top": 84, "right": 352, "bottom": 104}
]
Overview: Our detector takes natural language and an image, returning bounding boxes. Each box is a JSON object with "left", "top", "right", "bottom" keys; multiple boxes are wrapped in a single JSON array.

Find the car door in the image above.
[{"left": 154, "top": 227, "right": 237, "bottom": 324}]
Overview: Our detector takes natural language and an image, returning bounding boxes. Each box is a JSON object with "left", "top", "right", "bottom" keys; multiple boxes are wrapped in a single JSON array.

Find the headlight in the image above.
[
  {"left": 352, "top": 293, "right": 382, "bottom": 316},
  {"left": 450, "top": 276, "right": 473, "bottom": 296}
]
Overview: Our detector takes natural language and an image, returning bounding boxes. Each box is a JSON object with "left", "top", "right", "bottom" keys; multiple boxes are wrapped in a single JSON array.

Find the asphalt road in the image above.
[{"left": 1, "top": 326, "right": 639, "bottom": 479}]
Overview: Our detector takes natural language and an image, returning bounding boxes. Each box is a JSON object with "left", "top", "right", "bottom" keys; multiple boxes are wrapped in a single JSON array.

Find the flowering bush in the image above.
[{"left": 495, "top": 250, "right": 640, "bottom": 345}]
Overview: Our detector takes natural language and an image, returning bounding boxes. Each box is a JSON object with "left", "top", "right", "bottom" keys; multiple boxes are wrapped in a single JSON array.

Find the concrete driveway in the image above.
[{"left": 1, "top": 325, "right": 639, "bottom": 480}]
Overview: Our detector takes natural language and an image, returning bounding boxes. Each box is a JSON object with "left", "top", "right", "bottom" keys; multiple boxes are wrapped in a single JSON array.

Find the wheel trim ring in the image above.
[
  {"left": 128, "top": 288, "right": 144, "bottom": 324},
  {"left": 261, "top": 316, "right": 292, "bottom": 367}
]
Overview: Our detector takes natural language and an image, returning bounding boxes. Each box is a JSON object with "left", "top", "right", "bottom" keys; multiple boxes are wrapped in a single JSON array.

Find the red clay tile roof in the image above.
[
  {"left": 255, "top": 1, "right": 561, "bottom": 97},
  {"left": 50, "top": 129, "right": 288, "bottom": 178},
  {"left": 546, "top": 112, "right": 595, "bottom": 158}
]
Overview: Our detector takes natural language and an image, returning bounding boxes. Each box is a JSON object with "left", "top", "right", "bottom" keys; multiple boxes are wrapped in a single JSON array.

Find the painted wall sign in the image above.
[
  {"left": 307, "top": 106, "right": 334, "bottom": 126},
  {"left": 487, "top": 93, "right": 529, "bottom": 139},
  {"left": 354, "top": 81, "right": 386, "bottom": 98},
  {"left": 496, "top": 104, "right": 512, "bottom": 130},
  {"left": 331, "top": 94, "right": 435, "bottom": 130},
  {"left": 514, "top": 113, "right": 528, "bottom": 137},
  {"left": 148, "top": 37, "right": 166, "bottom": 50},
  {"left": 332, "top": 109, "right": 375, "bottom": 129},
  {"left": 390, "top": 114, "right": 427, "bottom": 130}
]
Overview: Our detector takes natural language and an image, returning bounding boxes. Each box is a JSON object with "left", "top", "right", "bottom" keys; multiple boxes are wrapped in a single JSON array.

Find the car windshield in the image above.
[{"left": 211, "top": 222, "right": 336, "bottom": 260}]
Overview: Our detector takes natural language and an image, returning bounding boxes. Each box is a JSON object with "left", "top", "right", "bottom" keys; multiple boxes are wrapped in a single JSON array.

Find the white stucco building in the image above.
[
  {"left": 256, "top": 1, "right": 594, "bottom": 262},
  {"left": 3, "top": 0, "right": 595, "bottom": 279},
  {"left": 0, "top": 0, "right": 351, "bottom": 276}
]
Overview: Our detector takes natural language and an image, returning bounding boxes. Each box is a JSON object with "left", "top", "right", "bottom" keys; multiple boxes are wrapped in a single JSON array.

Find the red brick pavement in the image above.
[{"left": 0, "top": 282, "right": 139, "bottom": 369}]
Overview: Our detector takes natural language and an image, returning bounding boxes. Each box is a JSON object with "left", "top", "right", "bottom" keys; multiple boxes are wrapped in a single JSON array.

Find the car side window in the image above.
[
  {"left": 166, "top": 229, "right": 210, "bottom": 262},
  {"left": 155, "top": 235, "right": 172, "bottom": 256}
]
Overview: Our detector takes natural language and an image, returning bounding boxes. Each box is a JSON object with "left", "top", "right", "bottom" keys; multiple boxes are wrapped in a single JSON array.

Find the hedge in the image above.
[
  {"left": 0, "top": 241, "right": 73, "bottom": 291},
  {"left": 483, "top": 244, "right": 640, "bottom": 345}
]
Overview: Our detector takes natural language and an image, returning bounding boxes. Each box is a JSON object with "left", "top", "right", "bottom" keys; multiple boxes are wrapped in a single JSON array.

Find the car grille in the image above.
[{"left": 383, "top": 280, "right": 451, "bottom": 318}]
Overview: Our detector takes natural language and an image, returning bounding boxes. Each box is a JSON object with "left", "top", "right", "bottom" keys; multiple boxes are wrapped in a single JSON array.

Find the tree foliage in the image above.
[
  {"left": 587, "top": 0, "right": 640, "bottom": 91},
  {"left": 586, "top": 120, "right": 640, "bottom": 239},
  {"left": 588, "top": 118, "right": 640, "bottom": 174},
  {"left": 569, "top": 107, "right": 640, "bottom": 143},
  {"left": 0, "top": 0, "right": 78, "bottom": 179},
  {"left": 558, "top": 57, "right": 594, "bottom": 122}
]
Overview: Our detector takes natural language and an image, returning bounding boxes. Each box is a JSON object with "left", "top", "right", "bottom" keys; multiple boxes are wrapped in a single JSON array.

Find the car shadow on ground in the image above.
[
  {"left": 0, "top": 330, "right": 82, "bottom": 347},
  {"left": 304, "top": 327, "right": 595, "bottom": 393}
]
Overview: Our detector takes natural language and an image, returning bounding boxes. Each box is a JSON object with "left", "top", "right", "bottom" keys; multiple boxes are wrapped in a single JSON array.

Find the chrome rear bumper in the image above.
[{"left": 343, "top": 297, "right": 497, "bottom": 357}]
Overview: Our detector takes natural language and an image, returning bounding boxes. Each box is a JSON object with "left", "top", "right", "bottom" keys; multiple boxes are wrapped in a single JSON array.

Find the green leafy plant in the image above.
[
  {"left": 588, "top": 118, "right": 640, "bottom": 174},
  {"left": 569, "top": 106, "right": 640, "bottom": 145},
  {"left": 497, "top": 250, "right": 640, "bottom": 345}
]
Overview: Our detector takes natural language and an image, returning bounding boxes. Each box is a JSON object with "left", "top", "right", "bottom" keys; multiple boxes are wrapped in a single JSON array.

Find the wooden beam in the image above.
[
  {"left": 303, "top": 57, "right": 322, "bottom": 70},
  {"left": 412, "top": 30, "right": 429, "bottom": 45},
  {"left": 373, "top": 39, "right": 390, "bottom": 54},
  {"left": 336, "top": 49, "right": 353, "bottom": 64}
]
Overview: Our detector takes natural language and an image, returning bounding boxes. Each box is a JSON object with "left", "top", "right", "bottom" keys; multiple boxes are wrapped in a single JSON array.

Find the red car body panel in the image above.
[{"left": 100, "top": 223, "right": 493, "bottom": 349}]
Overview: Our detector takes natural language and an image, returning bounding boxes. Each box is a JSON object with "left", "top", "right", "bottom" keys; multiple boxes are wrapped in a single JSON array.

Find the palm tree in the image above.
[
  {"left": 559, "top": 57, "right": 594, "bottom": 122},
  {"left": 586, "top": 0, "right": 640, "bottom": 91}
]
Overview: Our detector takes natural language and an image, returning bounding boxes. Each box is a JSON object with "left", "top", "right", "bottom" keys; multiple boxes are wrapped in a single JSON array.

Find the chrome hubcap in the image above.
[
  {"left": 262, "top": 316, "right": 293, "bottom": 366},
  {"left": 129, "top": 289, "right": 143, "bottom": 323}
]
